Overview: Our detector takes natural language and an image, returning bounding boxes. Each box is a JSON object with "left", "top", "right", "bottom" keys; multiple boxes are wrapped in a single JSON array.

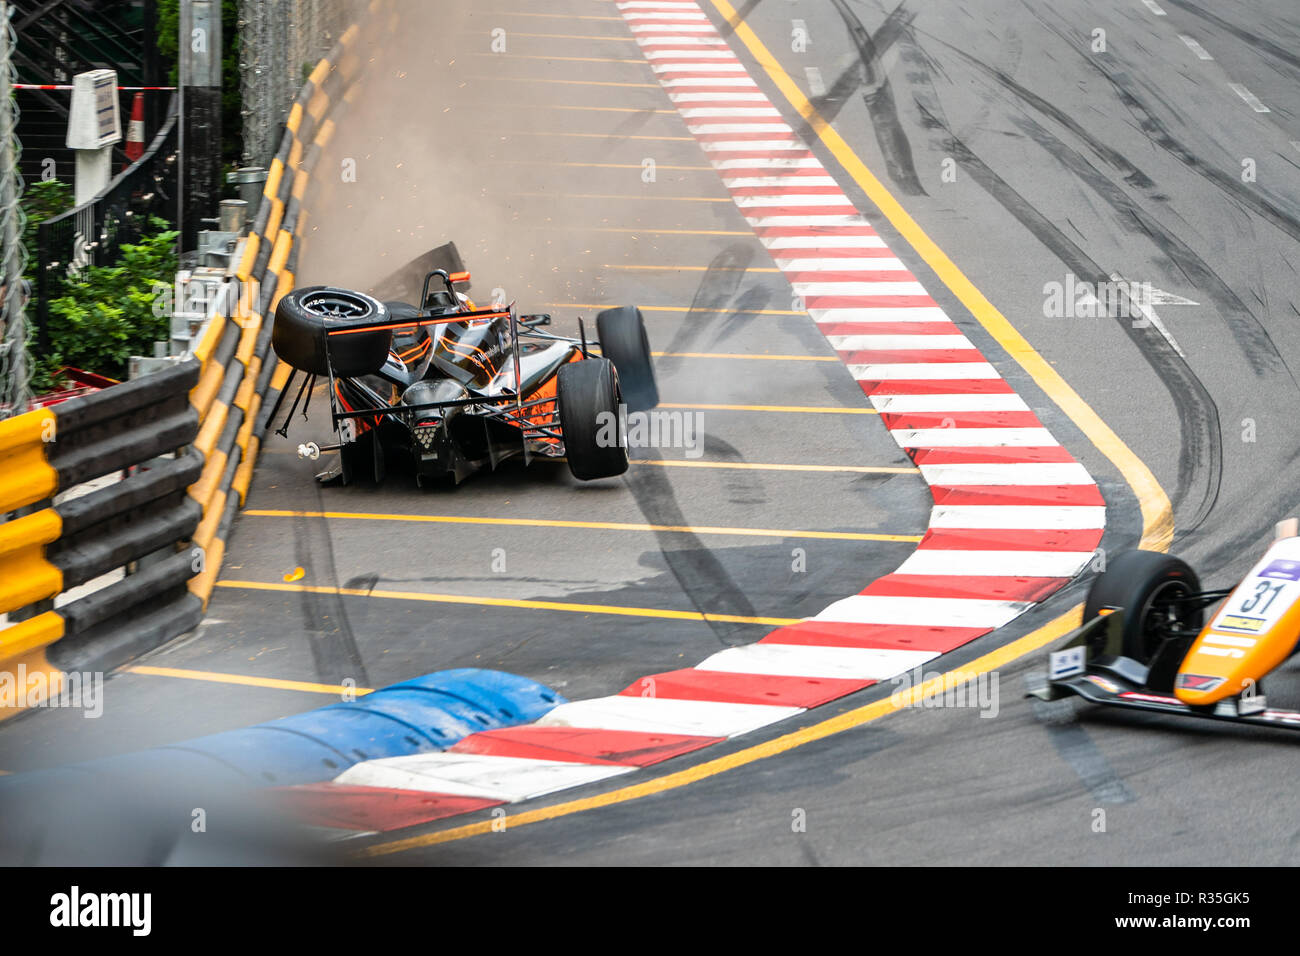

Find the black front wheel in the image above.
[
  {"left": 1084, "top": 549, "right": 1202, "bottom": 664},
  {"left": 557, "top": 358, "right": 629, "bottom": 481},
  {"left": 596, "top": 306, "right": 658, "bottom": 413}
]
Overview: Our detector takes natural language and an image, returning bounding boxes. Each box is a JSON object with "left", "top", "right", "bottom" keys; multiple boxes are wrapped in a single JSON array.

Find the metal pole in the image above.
[
  {"left": 0, "top": 0, "right": 30, "bottom": 416},
  {"left": 179, "top": 0, "right": 221, "bottom": 253}
]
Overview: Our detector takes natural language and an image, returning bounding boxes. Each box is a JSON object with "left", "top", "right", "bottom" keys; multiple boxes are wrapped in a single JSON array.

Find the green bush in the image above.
[
  {"left": 30, "top": 219, "right": 177, "bottom": 392},
  {"left": 21, "top": 180, "right": 75, "bottom": 277}
]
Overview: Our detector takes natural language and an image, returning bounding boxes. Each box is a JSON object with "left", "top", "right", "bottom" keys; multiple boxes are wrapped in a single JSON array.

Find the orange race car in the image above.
[
  {"left": 1031, "top": 520, "right": 1300, "bottom": 731},
  {"left": 267, "top": 259, "right": 657, "bottom": 487}
]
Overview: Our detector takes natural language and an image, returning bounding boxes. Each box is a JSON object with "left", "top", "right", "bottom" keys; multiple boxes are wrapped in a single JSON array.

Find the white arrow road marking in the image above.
[{"left": 1107, "top": 273, "right": 1198, "bottom": 359}]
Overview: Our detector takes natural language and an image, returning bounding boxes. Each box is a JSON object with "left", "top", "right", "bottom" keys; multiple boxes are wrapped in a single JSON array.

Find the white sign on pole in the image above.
[{"left": 66, "top": 69, "right": 122, "bottom": 150}]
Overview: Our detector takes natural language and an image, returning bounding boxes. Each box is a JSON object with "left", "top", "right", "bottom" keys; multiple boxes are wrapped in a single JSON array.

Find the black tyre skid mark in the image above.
[
  {"left": 1028, "top": 11, "right": 1300, "bottom": 248},
  {"left": 290, "top": 482, "right": 372, "bottom": 687},
  {"left": 876, "top": 19, "right": 1226, "bottom": 534},
  {"left": 912, "top": 103, "right": 1224, "bottom": 535},
  {"left": 625, "top": 254, "right": 773, "bottom": 646},
  {"left": 622, "top": 441, "right": 765, "bottom": 648},
  {"left": 1161, "top": 0, "right": 1300, "bottom": 75},
  {"left": 824, "top": 0, "right": 927, "bottom": 196},
  {"left": 809, "top": 3, "right": 920, "bottom": 128}
]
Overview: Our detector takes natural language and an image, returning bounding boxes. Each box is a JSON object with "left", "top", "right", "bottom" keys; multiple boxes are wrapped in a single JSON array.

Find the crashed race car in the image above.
[
  {"left": 267, "top": 252, "right": 658, "bottom": 487},
  {"left": 1030, "top": 520, "right": 1300, "bottom": 732}
]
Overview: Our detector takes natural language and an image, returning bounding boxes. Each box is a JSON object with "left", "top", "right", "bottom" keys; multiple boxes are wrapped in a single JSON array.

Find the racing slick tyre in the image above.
[
  {"left": 273, "top": 286, "right": 392, "bottom": 378},
  {"left": 596, "top": 306, "right": 658, "bottom": 412},
  {"left": 558, "top": 357, "right": 629, "bottom": 481},
  {"left": 1084, "top": 549, "right": 1202, "bottom": 665}
]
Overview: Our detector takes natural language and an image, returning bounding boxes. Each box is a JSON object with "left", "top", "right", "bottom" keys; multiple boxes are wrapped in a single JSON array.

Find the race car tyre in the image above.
[
  {"left": 558, "top": 357, "right": 629, "bottom": 481},
  {"left": 273, "top": 286, "right": 392, "bottom": 378},
  {"left": 1084, "top": 549, "right": 1202, "bottom": 664},
  {"left": 596, "top": 306, "right": 658, "bottom": 412}
]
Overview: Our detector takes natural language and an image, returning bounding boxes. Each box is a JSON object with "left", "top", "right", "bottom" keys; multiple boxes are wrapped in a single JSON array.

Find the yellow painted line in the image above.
[
  {"left": 471, "top": 53, "right": 649, "bottom": 65},
  {"left": 511, "top": 192, "right": 732, "bottom": 203},
  {"left": 711, "top": 0, "right": 1172, "bottom": 554},
  {"left": 360, "top": 605, "right": 1084, "bottom": 857},
  {"left": 216, "top": 580, "right": 800, "bottom": 627},
  {"left": 243, "top": 509, "right": 918, "bottom": 543},
  {"left": 605, "top": 264, "right": 781, "bottom": 272},
  {"left": 556, "top": 303, "right": 806, "bottom": 316},
  {"left": 468, "top": 76, "right": 659, "bottom": 89},
  {"left": 124, "top": 665, "right": 371, "bottom": 697},
  {"left": 636, "top": 459, "right": 916, "bottom": 475},
  {"left": 662, "top": 402, "right": 877, "bottom": 415}
]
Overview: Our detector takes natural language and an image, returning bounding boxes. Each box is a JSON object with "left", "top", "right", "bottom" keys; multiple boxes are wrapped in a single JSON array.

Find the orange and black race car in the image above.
[
  {"left": 1031, "top": 523, "right": 1300, "bottom": 733},
  {"left": 268, "top": 261, "right": 657, "bottom": 486}
]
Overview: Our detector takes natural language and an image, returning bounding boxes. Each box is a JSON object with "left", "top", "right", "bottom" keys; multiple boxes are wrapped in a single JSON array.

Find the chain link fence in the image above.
[
  {"left": 238, "top": 0, "right": 363, "bottom": 169},
  {"left": 0, "top": 0, "right": 30, "bottom": 418}
]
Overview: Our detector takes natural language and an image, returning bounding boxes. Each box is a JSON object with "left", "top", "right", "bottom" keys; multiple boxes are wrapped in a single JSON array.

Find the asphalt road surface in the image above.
[{"left": 4, "top": 0, "right": 1299, "bottom": 866}]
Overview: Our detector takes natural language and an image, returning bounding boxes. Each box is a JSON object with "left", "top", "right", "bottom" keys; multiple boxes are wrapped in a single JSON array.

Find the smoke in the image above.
[{"left": 297, "top": 4, "right": 606, "bottom": 314}]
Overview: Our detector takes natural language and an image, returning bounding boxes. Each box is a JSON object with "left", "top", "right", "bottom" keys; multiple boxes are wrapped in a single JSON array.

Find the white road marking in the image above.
[
  {"left": 1141, "top": 0, "right": 1165, "bottom": 14},
  {"left": 811, "top": 595, "right": 1031, "bottom": 629},
  {"left": 793, "top": 280, "right": 929, "bottom": 296},
  {"left": 745, "top": 213, "right": 874, "bottom": 225},
  {"left": 1108, "top": 272, "right": 1192, "bottom": 359},
  {"left": 895, "top": 549, "right": 1095, "bottom": 577},
  {"left": 915, "top": 457, "right": 1088, "bottom": 485},
  {"left": 806, "top": 66, "right": 826, "bottom": 97},
  {"left": 828, "top": 333, "right": 972, "bottom": 350},
  {"left": 696, "top": 643, "right": 939, "bottom": 680},
  {"left": 765, "top": 235, "right": 888, "bottom": 249},
  {"left": 335, "top": 753, "right": 632, "bottom": 802},
  {"left": 1178, "top": 34, "right": 1213, "bottom": 60},
  {"left": 776, "top": 257, "right": 907, "bottom": 272},
  {"left": 661, "top": 77, "right": 760, "bottom": 87},
  {"left": 651, "top": 62, "right": 750, "bottom": 73},
  {"left": 638, "top": 36, "right": 729, "bottom": 46},
  {"left": 723, "top": 175, "right": 838, "bottom": 187},
  {"left": 670, "top": 92, "right": 770, "bottom": 102},
  {"left": 712, "top": 157, "right": 822, "bottom": 170},
  {"left": 849, "top": 362, "right": 1000, "bottom": 380},
  {"left": 890, "top": 427, "right": 1058, "bottom": 447},
  {"left": 736, "top": 194, "right": 855, "bottom": 208},
  {"left": 928, "top": 505, "right": 1107, "bottom": 530},
  {"left": 1228, "top": 82, "right": 1270, "bottom": 112},
  {"left": 920, "top": 462, "right": 1096, "bottom": 486},
  {"left": 537, "top": 695, "right": 803, "bottom": 738},
  {"left": 703, "top": 142, "right": 810, "bottom": 153},
  {"left": 870, "top": 393, "right": 1030, "bottom": 413},
  {"left": 810, "top": 306, "right": 949, "bottom": 321},
  {"left": 630, "top": 24, "right": 719, "bottom": 33},
  {"left": 679, "top": 107, "right": 784, "bottom": 117},
  {"left": 689, "top": 123, "right": 796, "bottom": 135},
  {"left": 643, "top": 49, "right": 741, "bottom": 59}
]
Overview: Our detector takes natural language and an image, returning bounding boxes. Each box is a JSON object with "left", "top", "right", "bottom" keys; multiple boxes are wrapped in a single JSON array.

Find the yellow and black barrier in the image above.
[
  {"left": 0, "top": 361, "right": 203, "bottom": 715},
  {"left": 0, "top": 0, "right": 395, "bottom": 720}
]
